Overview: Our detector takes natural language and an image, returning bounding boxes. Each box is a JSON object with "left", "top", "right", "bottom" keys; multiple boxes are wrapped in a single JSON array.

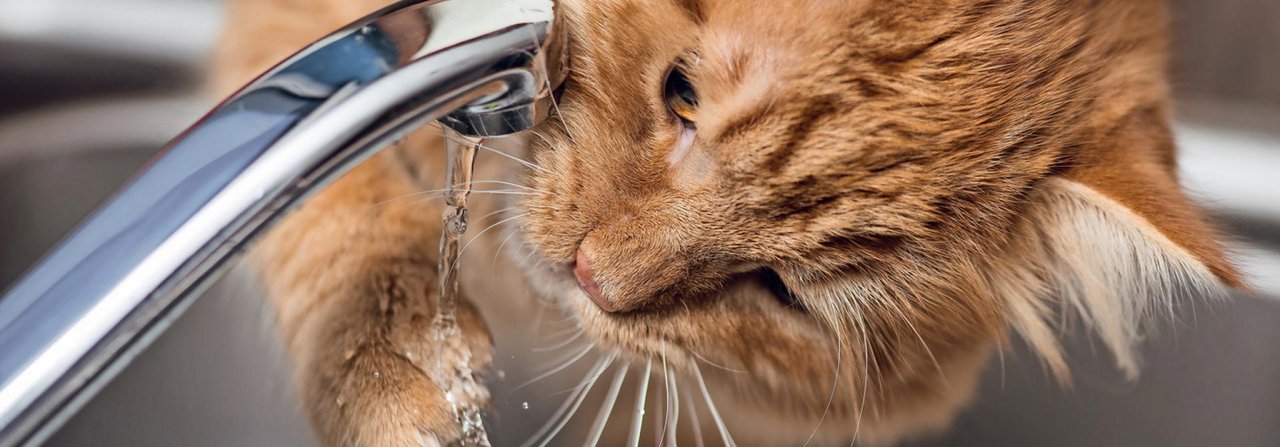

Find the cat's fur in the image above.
[{"left": 216, "top": 0, "right": 1241, "bottom": 445}]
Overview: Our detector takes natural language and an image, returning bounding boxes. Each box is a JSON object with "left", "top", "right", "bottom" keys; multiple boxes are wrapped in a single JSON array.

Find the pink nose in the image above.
[{"left": 573, "top": 247, "right": 617, "bottom": 312}]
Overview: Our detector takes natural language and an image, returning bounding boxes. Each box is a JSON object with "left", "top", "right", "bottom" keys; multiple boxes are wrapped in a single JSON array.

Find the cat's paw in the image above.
[
  {"left": 320, "top": 345, "right": 462, "bottom": 447},
  {"left": 297, "top": 278, "right": 494, "bottom": 447}
]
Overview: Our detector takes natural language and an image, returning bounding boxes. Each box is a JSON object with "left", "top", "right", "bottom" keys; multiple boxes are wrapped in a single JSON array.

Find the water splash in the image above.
[{"left": 432, "top": 126, "right": 491, "bottom": 446}]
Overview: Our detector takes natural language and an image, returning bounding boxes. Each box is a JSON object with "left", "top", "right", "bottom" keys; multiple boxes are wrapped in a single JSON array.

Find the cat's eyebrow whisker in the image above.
[
  {"left": 520, "top": 353, "right": 615, "bottom": 447},
  {"left": 627, "top": 359, "right": 654, "bottom": 447},
  {"left": 691, "top": 361, "right": 736, "bottom": 447},
  {"left": 586, "top": 363, "right": 630, "bottom": 446},
  {"left": 518, "top": 342, "right": 597, "bottom": 391}
]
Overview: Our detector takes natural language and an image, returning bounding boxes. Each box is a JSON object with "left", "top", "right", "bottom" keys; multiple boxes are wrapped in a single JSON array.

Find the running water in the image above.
[{"left": 432, "top": 126, "right": 491, "bottom": 446}]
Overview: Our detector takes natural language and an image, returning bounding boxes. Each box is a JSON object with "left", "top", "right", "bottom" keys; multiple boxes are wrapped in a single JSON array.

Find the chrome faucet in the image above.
[{"left": 0, "top": 0, "right": 566, "bottom": 444}]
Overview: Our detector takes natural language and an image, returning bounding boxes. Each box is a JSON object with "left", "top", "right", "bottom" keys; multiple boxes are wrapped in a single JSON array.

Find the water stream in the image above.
[{"left": 432, "top": 126, "right": 491, "bottom": 446}]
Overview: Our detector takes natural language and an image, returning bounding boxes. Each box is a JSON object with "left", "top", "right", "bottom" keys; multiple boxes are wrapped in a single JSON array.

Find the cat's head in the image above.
[{"left": 514, "top": 0, "right": 1240, "bottom": 441}]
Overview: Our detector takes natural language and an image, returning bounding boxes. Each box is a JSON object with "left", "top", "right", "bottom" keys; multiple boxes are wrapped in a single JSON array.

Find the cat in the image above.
[{"left": 215, "top": 0, "right": 1242, "bottom": 445}]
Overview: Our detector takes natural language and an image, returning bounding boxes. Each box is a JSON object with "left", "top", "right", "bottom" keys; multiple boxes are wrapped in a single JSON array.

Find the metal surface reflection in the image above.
[{"left": 0, "top": 0, "right": 564, "bottom": 444}]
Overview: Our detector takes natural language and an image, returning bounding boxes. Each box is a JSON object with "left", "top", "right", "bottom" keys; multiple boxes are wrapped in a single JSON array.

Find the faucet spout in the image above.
[{"left": 0, "top": 1, "right": 565, "bottom": 444}]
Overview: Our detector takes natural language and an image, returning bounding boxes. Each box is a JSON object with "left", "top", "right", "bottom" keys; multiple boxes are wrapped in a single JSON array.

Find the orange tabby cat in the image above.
[{"left": 216, "top": 0, "right": 1241, "bottom": 445}]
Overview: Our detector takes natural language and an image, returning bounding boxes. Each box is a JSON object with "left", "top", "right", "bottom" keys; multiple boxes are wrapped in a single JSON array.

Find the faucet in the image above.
[{"left": 0, "top": 0, "right": 566, "bottom": 444}]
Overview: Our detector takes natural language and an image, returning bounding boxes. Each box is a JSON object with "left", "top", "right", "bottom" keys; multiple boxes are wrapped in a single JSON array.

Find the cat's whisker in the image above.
[
  {"left": 374, "top": 188, "right": 537, "bottom": 208},
  {"left": 468, "top": 179, "right": 545, "bottom": 193},
  {"left": 691, "top": 361, "right": 735, "bottom": 447},
  {"left": 436, "top": 128, "right": 550, "bottom": 174},
  {"left": 659, "top": 351, "right": 672, "bottom": 445},
  {"left": 493, "top": 223, "right": 531, "bottom": 268},
  {"left": 442, "top": 180, "right": 542, "bottom": 193},
  {"left": 802, "top": 347, "right": 841, "bottom": 447},
  {"left": 683, "top": 386, "right": 706, "bottom": 447},
  {"left": 472, "top": 206, "right": 518, "bottom": 225},
  {"left": 665, "top": 362, "right": 681, "bottom": 447},
  {"left": 548, "top": 309, "right": 578, "bottom": 325},
  {"left": 398, "top": 180, "right": 538, "bottom": 197},
  {"left": 520, "top": 353, "right": 615, "bottom": 447},
  {"left": 533, "top": 329, "right": 586, "bottom": 353},
  {"left": 535, "top": 352, "right": 618, "bottom": 447},
  {"left": 545, "top": 87, "right": 580, "bottom": 147},
  {"left": 476, "top": 142, "right": 550, "bottom": 174},
  {"left": 535, "top": 316, "right": 581, "bottom": 338},
  {"left": 518, "top": 342, "right": 597, "bottom": 391},
  {"left": 627, "top": 359, "right": 654, "bottom": 447},
  {"left": 455, "top": 213, "right": 529, "bottom": 262},
  {"left": 851, "top": 313, "right": 873, "bottom": 445},
  {"left": 534, "top": 321, "right": 581, "bottom": 346},
  {"left": 586, "top": 363, "right": 631, "bottom": 446},
  {"left": 687, "top": 349, "right": 746, "bottom": 375},
  {"left": 474, "top": 190, "right": 538, "bottom": 196}
]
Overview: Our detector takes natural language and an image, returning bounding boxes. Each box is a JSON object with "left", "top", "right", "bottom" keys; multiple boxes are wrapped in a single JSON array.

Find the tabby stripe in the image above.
[
  {"left": 759, "top": 94, "right": 842, "bottom": 173},
  {"left": 671, "top": 0, "right": 705, "bottom": 24}
]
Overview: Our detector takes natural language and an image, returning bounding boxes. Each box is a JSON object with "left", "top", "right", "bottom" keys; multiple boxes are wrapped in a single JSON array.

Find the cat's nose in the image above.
[{"left": 574, "top": 247, "right": 617, "bottom": 312}]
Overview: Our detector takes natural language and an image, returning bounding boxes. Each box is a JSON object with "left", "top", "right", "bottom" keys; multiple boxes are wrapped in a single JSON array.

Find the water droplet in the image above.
[
  {"left": 521, "top": 402, "right": 529, "bottom": 410},
  {"left": 496, "top": 370, "right": 506, "bottom": 380},
  {"left": 373, "top": 371, "right": 381, "bottom": 378}
]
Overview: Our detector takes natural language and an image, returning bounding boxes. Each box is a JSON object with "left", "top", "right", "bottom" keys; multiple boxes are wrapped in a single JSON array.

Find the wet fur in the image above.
[{"left": 217, "top": 0, "right": 1240, "bottom": 445}]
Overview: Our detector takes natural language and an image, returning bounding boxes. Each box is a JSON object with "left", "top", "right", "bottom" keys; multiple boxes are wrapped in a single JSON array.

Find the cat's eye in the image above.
[{"left": 663, "top": 65, "right": 698, "bottom": 128}]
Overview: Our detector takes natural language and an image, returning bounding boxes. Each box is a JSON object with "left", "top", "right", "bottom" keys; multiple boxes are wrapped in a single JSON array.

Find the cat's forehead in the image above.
[
  {"left": 573, "top": 0, "right": 866, "bottom": 60},
  {"left": 693, "top": 0, "right": 866, "bottom": 61}
]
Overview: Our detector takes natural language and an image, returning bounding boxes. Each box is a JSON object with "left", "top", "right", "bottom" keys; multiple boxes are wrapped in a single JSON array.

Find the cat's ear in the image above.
[{"left": 1003, "top": 143, "right": 1243, "bottom": 381}]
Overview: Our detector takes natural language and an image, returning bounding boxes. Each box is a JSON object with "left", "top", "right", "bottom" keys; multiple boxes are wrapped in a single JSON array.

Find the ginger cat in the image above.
[{"left": 215, "top": 0, "right": 1240, "bottom": 445}]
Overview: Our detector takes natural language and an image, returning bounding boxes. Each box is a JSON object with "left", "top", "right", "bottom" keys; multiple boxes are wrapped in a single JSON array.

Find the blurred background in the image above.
[{"left": 0, "top": 0, "right": 1277, "bottom": 445}]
